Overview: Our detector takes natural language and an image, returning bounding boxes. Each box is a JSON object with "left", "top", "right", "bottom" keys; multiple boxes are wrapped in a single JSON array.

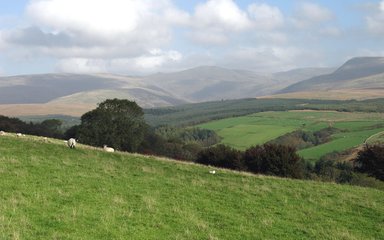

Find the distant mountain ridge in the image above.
[
  {"left": 280, "top": 57, "right": 384, "bottom": 93},
  {"left": 0, "top": 65, "right": 330, "bottom": 108},
  {"left": 0, "top": 56, "right": 383, "bottom": 116}
]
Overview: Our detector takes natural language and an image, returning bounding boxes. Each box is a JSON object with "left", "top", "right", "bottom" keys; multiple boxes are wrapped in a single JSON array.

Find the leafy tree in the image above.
[
  {"left": 354, "top": 144, "right": 384, "bottom": 181},
  {"left": 0, "top": 115, "right": 28, "bottom": 133},
  {"left": 39, "top": 119, "right": 63, "bottom": 138},
  {"left": 78, "top": 99, "right": 147, "bottom": 152},
  {"left": 243, "top": 144, "right": 304, "bottom": 179}
]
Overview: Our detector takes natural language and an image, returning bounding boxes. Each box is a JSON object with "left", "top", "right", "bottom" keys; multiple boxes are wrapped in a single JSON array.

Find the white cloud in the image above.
[
  {"left": 188, "top": 31, "right": 228, "bottom": 45},
  {"left": 292, "top": 2, "right": 334, "bottom": 28},
  {"left": 28, "top": 0, "right": 151, "bottom": 37},
  {"left": 247, "top": 3, "right": 284, "bottom": 30},
  {"left": 57, "top": 58, "right": 107, "bottom": 73},
  {"left": 0, "top": 0, "right": 190, "bottom": 73},
  {"left": 366, "top": 0, "right": 384, "bottom": 35},
  {"left": 0, "top": 31, "right": 5, "bottom": 50},
  {"left": 57, "top": 49, "right": 182, "bottom": 74},
  {"left": 187, "top": 1, "right": 285, "bottom": 45},
  {"left": 222, "top": 46, "right": 298, "bottom": 72},
  {"left": 193, "top": 0, "right": 251, "bottom": 31},
  {"left": 319, "top": 26, "right": 342, "bottom": 37},
  {"left": 133, "top": 49, "right": 182, "bottom": 70}
]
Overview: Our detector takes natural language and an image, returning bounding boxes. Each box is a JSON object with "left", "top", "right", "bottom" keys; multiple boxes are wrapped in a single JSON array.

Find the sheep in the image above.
[
  {"left": 67, "top": 138, "right": 77, "bottom": 149},
  {"left": 16, "top": 133, "right": 24, "bottom": 137},
  {"left": 0, "top": 131, "right": 5, "bottom": 136},
  {"left": 103, "top": 145, "right": 115, "bottom": 152},
  {"left": 209, "top": 170, "right": 216, "bottom": 174}
]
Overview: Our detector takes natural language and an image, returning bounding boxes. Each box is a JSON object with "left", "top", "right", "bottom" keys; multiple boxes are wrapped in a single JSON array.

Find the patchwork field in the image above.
[
  {"left": 0, "top": 135, "right": 383, "bottom": 239},
  {"left": 199, "top": 111, "right": 384, "bottom": 160}
]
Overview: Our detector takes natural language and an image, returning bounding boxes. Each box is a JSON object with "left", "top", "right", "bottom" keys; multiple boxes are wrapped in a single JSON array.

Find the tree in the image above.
[
  {"left": 40, "top": 119, "right": 63, "bottom": 138},
  {"left": 243, "top": 144, "right": 304, "bottom": 179},
  {"left": 78, "top": 99, "right": 147, "bottom": 152},
  {"left": 354, "top": 144, "right": 384, "bottom": 181}
]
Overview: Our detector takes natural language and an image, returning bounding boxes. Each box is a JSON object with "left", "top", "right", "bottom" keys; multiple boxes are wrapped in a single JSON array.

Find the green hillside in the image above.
[
  {"left": 0, "top": 135, "right": 383, "bottom": 239},
  {"left": 199, "top": 111, "right": 384, "bottom": 160}
]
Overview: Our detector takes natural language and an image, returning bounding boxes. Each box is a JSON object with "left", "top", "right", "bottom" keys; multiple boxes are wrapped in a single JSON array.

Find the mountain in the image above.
[
  {"left": 1, "top": 58, "right": 382, "bottom": 116},
  {"left": 271, "top": 67, "right": 335, "bottom": 83},
  {"left": 144, "top": 66, "right": 272, "bottom": 102},
  {"left": 0, "top": 66, "right": 334, "bottom": 108},
  {"left": 0, "top": 73, "right": 123, "bottom": 104},
  {"left": 0, "top": 73, "right": 187, "bottom": 106},
  {"left": 280, "top": 57, "right": 384, "bottom": 94}
]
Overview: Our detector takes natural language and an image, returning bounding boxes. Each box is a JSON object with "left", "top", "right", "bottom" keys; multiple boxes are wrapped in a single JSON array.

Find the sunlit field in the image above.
[{"left": 199, "top": 111, "right": 384, "bottom": 160}]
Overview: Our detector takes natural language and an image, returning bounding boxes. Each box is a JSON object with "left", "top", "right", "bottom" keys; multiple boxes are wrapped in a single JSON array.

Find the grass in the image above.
[
  {"left": 298, "top": 128, "right": 384, "bottom": 160},
  {"left": 365, "top": 131, "right": 384, "bottom": 144},
  {"left": 0, "top": 135, "right": 383, "bottom": 239},
  {"left": 199, "top": 111, "right": 384, "bottom": 160}
]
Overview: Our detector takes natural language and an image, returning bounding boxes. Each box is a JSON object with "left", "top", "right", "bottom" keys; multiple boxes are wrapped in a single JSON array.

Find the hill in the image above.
[
  {"left": 0, "top": 134, "right": 383, "bottom": 239},
  {"left": 144, "top": 66, "right": 313, "bottom": 102},
  {"left": 279, "top": 57, "right": 384, "bottom": 97},
  {"left": 0, "top": 65, "right": 331, "bottom": 116},
  {"left": 271, "top": 67, "right": 335, "bottom": 84},
  {"left": 0, "top": 73, "right": 187, "bottom": 116}
]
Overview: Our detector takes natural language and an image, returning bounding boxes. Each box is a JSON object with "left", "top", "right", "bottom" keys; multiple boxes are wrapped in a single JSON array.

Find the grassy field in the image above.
[
  {"left": 199, "top": 111, "right": 384, "bottom": 160},
  {"left": 1, "top": 135, "right": 383, "bottom": 239}
]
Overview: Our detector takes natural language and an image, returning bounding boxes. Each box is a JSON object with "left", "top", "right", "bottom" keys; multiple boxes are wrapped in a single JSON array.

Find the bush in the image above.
[
  {"left": 196, "top": 144, "right": 244, "bottom": 170},
  {"left": 243, "top": 144, "right": 304, "bottom": 179},
  {"left": 354, "top": 144, "right": 384, "bottom": 181},
  {"left": 314, "top": 159, "right": 339, "bottom": 181}
]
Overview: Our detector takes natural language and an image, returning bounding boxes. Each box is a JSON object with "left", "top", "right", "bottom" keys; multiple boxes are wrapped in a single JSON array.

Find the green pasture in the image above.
[
  {"left": 199, "top": 111, "right": 384, "bottom": 159},
  {"left": 0, "top": 135, "right": 383, "bottom": 239},
  {"left": 298, "top": 128, "right": 384, "bottom": 160}
]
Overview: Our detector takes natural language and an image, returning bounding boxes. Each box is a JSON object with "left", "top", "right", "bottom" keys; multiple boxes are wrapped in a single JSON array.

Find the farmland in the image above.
[
  {"left": 0, "top": 134, "right": 383, "bottom": 239},
  {"left": 199, "top": 111, "right": 384, "bottom": 161}
]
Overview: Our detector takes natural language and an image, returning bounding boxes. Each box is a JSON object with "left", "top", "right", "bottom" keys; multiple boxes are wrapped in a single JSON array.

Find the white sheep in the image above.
[
  {"left": 0, "top": 131, "right": 5, "bottom": 136},
  {"left": 67, "top": 138, "right": 77, "bottom": 149},
  {"left": 209, "top": 170, "right": 216, "bottom": 174},
  {"left": 16, "top": 133, "right": 25, "bottom": 137},
  {"left": 103, "top": 145, "right": 115, "bottom": 152}
]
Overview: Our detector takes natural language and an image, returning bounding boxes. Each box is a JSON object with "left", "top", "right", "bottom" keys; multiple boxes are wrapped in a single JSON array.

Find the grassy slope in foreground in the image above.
[{"left": 0, "top": 136, "right": 383, "bottom": 239}]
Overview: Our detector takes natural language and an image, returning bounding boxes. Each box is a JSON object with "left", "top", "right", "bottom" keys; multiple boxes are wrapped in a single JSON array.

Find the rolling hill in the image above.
[
  {"left": 279, "top": 57, "right": 384, "bottom": 96},
  {"left": 143, "top": 66, "right": 317, "bottom": 102},
  {"left": 0, "top": 65, "right": 332, "bottom": 116},
  {"left": 0, "top": 134, "right": 383, "bottom": 239},
  {"left": 0, "top": 57, "right": 383, "bottom": 116}
]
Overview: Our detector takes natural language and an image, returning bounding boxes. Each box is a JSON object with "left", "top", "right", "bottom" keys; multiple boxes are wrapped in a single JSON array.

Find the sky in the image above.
[{"left": 0, "top": 0, "right": 383, "bottom": 76}]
